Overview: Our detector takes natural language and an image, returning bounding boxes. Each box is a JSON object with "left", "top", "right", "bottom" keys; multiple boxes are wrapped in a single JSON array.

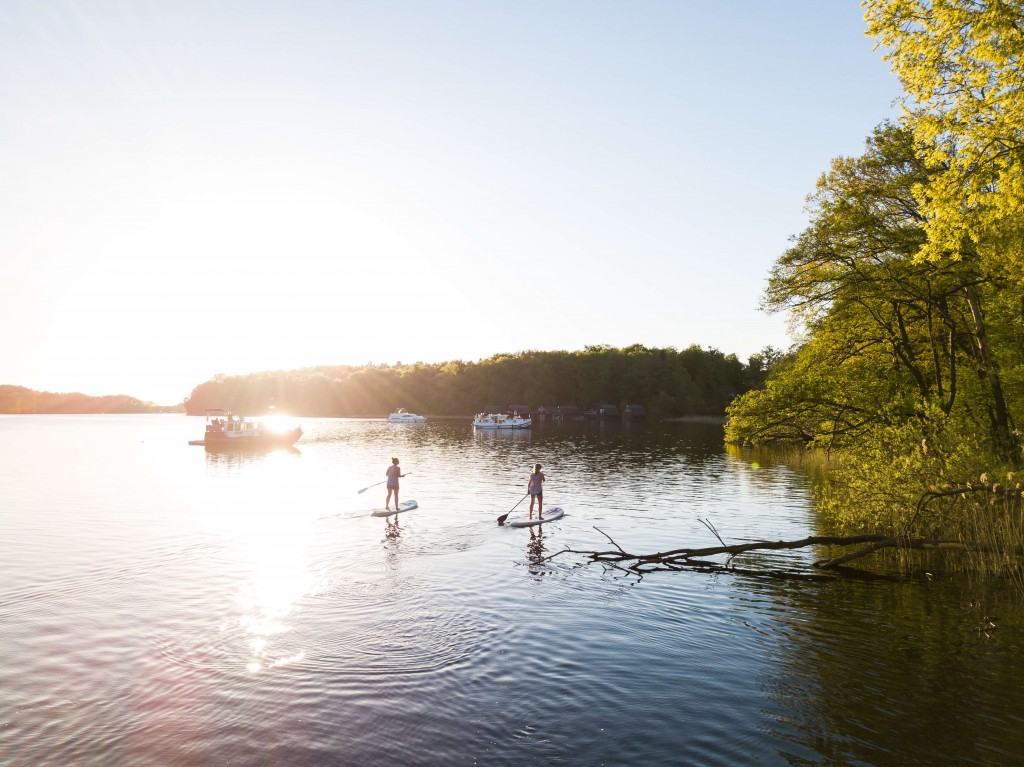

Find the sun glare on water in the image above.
[
  {"left": 230, "top": 521, "right": 322, "bottom": 674},
  {"left": 263, "top": 415, "right": 299, "bottom": 434},
  {"left": 198, "top": 452, "right": 325, "bottom": 673}
]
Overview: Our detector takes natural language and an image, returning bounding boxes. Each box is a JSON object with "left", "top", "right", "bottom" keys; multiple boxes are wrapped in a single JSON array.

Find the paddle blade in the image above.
[{"left": 498, "top": 494, "right": 529, "bottom": 524}]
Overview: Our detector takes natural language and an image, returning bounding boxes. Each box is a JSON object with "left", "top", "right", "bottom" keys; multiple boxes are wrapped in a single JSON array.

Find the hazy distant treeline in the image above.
[
  {"left": 0, "top": 385, "right": 164, "bottom": 414},
  {"left": 183, "top": 344, "right": 782, "bottom": 419}
]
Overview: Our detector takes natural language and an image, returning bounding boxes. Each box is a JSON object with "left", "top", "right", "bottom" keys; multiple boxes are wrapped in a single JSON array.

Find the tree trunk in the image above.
[{"left": 964, "top": 285, "right": 1019, "bottom": 465}]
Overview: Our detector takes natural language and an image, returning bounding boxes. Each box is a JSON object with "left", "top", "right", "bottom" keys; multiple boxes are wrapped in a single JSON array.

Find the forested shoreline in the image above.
[
  {"left": 182, "top": 344, "right": 780, "bottom": 419},
  {"left": 726, "top": 1, "right": 1024, "bottom": 575},
  {"left": 0, "top": 385, "right": 174, "bottom": 414},
  {"left": 0, "top": 344, "right": 779, "bottom": 418}
]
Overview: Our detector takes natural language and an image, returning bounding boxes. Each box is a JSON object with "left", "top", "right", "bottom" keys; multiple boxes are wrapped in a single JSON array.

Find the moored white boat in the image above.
[
  {"left": 192, "top": 409, "right": 302, "bottom": 448},
  {"left": 388, "top": 408, "right": 426, "bottom": 423},
  {"left": 473, "top": 413, "right": 532, "bottom": 429}
]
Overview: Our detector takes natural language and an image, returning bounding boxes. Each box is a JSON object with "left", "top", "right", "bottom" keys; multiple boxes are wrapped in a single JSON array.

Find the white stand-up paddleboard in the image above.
[
  {"left": 508, "top": 507, "right": 565, "bottom": 527},
  {"left": 371, "top": 500, "right": 418, "bottom": 517}
]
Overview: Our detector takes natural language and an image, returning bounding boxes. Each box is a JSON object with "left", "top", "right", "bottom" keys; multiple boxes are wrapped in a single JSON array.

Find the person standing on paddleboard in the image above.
[
  {"left": 527, "top": 463, "right": 545, "bottom": 518},
  {"left": 385, "top": 457, "right": 405, "bottom": 511}
]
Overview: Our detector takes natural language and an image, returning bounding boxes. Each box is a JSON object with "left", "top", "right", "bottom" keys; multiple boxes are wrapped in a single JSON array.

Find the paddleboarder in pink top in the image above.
[
  {"left": 527, "top": 463, "right": 545, "bottom": 518},
  {"left": 385, "top": 457, "right": 405, "bottom": 511}
]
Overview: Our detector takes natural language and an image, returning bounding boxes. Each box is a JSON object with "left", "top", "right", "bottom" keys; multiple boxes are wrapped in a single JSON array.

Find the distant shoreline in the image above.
[
  {"left": 429, "top": 414, "right": 728, "bottom": 423},
  {"left": 0, "top": 411, "right": 728, "bottom": 423},
  {"left": 660, "top": 415, "right": 727, "bottom": 424}
]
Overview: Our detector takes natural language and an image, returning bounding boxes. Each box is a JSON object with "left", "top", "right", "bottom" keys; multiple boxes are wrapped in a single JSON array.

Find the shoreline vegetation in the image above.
[
  {"left": 0, "top": 345, "right": 778, "bottom": 420},
  {"left": 724, "top": 2, "right": 1024, "bottom": 583},
  {"left": 0, "top": 385, "right": 182, "bottom": 414},
  {"left": 179, "top": 344, "right": 778, "bottom": 421}
]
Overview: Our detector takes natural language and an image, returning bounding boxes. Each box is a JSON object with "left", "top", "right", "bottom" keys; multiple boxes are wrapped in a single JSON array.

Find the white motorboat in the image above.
[
  {"left": 473, "top": 413, "right": 532, "bottom": 429},
  {"left": 388, "top": 408, "right": 426, "bottom": 423}
]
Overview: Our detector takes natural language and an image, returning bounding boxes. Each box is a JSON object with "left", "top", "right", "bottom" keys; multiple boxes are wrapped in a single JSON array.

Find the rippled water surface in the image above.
[{"left": 3, "top": 415, "right": 1024, "bottom": 766}]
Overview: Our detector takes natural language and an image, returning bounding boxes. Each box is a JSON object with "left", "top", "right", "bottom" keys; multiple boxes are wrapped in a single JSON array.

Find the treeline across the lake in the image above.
[
  {"left": 183, "top": 344, "right": 781, "bottom": 419},
  {"left": 727, "top": 2, "right": 1024, "bottom": 578},
  {"left": 0, "top": 385, "right": 175, "bottom": 414}
]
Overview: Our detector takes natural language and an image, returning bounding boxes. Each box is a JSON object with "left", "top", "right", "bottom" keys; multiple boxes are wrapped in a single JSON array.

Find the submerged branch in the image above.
[{"left": 546, "top": 528, "right": 1024, "bottom": 575}]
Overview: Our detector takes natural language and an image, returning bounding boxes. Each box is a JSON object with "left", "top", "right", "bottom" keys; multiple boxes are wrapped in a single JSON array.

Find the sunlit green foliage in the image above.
[
  {"left": 734, "top": 1, "right": 1024, "bottom": 565},
  {"left": 726, "top": 114, "right": 1024, "bottom": 545},
  {"left": 728, "top": 123, "right": 992, "bottom": 446},
  {"left": 865, "top": 0, "right": 1024, "bottom": 275}
]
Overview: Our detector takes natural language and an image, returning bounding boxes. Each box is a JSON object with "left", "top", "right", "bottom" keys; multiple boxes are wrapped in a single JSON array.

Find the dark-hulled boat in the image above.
[{"left": 190, "top": 409, "right": 302, "bottom": 448}]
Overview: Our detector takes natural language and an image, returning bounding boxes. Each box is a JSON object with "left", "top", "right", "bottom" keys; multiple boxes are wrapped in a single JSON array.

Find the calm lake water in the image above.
[{"left": 3, "top": 414, "right": 1024, "bottom": 766}]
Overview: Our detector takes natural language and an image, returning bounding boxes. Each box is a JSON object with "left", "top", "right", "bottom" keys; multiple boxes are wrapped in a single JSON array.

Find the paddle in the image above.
[
  {"left": 357, "top": 473, "right": 411, "bottom": 494},
  {"left": 497, "top": 494, "right": 529, "bottom": 526}
]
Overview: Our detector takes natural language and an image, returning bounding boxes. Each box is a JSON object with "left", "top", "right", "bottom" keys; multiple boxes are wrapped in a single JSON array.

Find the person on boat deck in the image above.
[
  {"left": 527, "top": 463, "right": 545, "bottom": 518},
  {"left": 385, "top": 457, "right": 405, "bottom": 511}
]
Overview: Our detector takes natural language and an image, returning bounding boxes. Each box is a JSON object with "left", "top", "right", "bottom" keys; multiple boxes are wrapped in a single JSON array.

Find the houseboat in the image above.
[
  {"left": 473, "top": 412, "right": 532, "bottom": 429},
  {"left": 191, "top": 409, "right": 302, "bottom": 448}
]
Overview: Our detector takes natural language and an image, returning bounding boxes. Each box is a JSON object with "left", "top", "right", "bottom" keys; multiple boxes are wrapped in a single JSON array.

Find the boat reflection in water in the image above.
[
  {"left": 203, "top": 445, "right": 301, "bottom": 470},
  {"left": 473, "top": 426, "right": 532, "bottom": 442}
]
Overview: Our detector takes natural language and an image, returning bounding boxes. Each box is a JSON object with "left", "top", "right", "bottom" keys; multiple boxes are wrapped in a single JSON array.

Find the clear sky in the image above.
[{"left": 0, "top": 1, "right": 901, "bottom": 405}]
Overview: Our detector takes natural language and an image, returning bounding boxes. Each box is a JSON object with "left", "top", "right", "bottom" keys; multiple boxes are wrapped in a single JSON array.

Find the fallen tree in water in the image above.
[{"left": 547, "top": 520, "right": 1023, "bottom": 577}]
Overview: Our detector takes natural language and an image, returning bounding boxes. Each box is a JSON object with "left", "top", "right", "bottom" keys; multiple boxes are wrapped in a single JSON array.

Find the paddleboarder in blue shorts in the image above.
[{"left": 527, "top": 463, "right": 545, "bottom": 518}]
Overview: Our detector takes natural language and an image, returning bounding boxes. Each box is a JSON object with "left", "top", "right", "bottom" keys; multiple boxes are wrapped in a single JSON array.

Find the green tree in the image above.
[
  {"left": 729, "top": 123, "right": 1020, "bottom": 464},
  {"left": 864, "top": 1, "right": 1024, "bottom": 275}
]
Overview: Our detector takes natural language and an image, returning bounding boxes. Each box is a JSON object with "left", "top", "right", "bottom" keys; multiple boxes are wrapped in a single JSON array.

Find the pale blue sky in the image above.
[{"left": 0, "top": 1, "right": 901, "bottom": 404}]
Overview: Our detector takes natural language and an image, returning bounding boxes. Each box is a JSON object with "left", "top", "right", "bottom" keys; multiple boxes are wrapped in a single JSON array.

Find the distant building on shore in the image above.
[
  {"left": 478, "top": 402, "right": 646, "bottom": 421},
  {"left": 582, "top": 403, "right": 620, "bottom": 420},
  {"left": 555, "top": 405, "right": 582, "bottom": 421}
]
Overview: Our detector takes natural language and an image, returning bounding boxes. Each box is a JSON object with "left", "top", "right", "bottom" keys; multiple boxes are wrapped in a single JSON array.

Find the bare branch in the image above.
[
  {"left": 546, "top": 528, "right": 1024, "bottom": 575},
  {"left": 699, "top": 518, "right": 726, "bottom": 547}
]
